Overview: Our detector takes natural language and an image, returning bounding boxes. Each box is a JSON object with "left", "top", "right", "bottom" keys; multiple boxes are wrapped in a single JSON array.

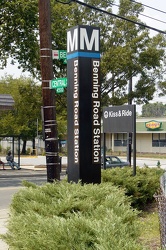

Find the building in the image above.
[
  {"left": 0, "top": 94, "right": 14, "bottom": 110},
  {"left": 104, "top": 117, "right": 166, "bottom": 154}
]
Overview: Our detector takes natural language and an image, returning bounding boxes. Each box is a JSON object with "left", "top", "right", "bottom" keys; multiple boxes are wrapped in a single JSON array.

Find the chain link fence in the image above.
[{"left": 154, "top": 173, "right": 166, "bottom": 249}]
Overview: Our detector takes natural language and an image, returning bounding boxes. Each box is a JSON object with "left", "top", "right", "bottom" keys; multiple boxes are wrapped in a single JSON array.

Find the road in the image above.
[
  {"left": 0, "top": 175, "right": 47, "bottom": 209},
  {"left": 0, "top": 155, "right": 67, "bottom": 166},
  {"left": 1, "top": 156, "right": 166, "bottom": 210},
  {"left": 1, "top": 155, "right": 165, "bottom": 169},
  {"left": 128, "top": 157, "right": 166, "bottom": 169},
  {"left": 0, "top": 155, "right": 67, "bottom": 212}
]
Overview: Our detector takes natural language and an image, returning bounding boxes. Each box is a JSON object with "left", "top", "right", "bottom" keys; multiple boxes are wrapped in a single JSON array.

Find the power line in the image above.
[
  {"left": 140, "top": 13, "right": 166, "bottom": 25},
  {"left": 110, "top": 1, "right": 166, "bottom": 26},
  {"left": 130, "top": 0, "right": 166, "bottom": 15},
  {"left": 71, "top": 0, "right": 166, "bottom": 34}
]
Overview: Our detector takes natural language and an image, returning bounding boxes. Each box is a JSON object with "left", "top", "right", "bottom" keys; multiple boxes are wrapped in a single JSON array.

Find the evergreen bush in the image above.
[
  {"left": 2, "top": 181, "right": 145, "bottom": 250},
  {"left": 102, "top": 166, "right": 165, "bottom": 210}
]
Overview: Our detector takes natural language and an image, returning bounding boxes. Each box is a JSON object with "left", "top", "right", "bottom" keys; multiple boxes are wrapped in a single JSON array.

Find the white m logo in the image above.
[
  {"left": 67, "top": 28, "right": 78, "bottom": 53},
  {"left": 67, "top": 26, "right": 99, "bottom": 53},
  {"left": 80, "top": 28, "right": 99, "bottom": 51}
]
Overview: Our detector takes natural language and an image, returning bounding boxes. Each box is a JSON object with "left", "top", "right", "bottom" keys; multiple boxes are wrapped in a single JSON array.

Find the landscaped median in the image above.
[{"left": 1, "top": 166, "right": 165, "bottom": 250}]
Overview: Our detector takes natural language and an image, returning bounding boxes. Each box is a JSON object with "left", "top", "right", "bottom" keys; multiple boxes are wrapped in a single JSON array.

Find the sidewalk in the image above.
[
  {"left": 0, "top": 165, "right": 46, "bottom": 249},
  {"left": 0, "top": 166, "right": 67, "bottom": 179},
  {"left": 0, "top": 171, "right": 66, "bottom": 249},
  {"left": 0, "top": 165, "right": 47, "bottom": 179},
  {"left": 0, "top": 209, "right": 9, "bottom": 250}
]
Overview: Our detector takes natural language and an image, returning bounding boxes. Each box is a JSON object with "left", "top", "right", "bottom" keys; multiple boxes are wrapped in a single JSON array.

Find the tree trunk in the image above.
[
  {"left": 32, "top": 138, "right": 36, "bottom": 155},
  {"left": 21, "top": 140, "right": 27, "bottom": 154}
]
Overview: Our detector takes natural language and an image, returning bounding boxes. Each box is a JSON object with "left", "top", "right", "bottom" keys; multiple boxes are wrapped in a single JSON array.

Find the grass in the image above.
[{"left": 138, "top": 203, "right": 161, "bottom": 250}]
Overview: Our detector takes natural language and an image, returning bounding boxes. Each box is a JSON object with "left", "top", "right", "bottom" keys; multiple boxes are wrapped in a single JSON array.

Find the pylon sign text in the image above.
[{"left": 67, "top": 25, "right": 101, "bottom": 184}]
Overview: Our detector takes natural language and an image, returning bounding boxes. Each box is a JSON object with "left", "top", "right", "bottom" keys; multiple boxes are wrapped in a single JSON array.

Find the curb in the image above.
[{"left": 0, "top": 168, "right": 66, "bottom": 179}]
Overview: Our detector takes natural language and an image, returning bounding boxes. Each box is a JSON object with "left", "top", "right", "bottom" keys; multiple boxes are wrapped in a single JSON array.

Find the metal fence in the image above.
[{"left": 154, "top": 173, "right": 166, "bottom": 249}]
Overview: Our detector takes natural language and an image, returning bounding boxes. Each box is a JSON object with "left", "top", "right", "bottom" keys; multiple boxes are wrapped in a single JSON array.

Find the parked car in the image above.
[{"left": 102, "top": 156, "right": 129, "bottom": 169}]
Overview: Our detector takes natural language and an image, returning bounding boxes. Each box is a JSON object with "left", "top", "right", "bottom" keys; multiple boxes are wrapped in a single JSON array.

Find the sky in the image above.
[
  {"left": 133, "top": 0, "right": 166, "bottom": 112},
  {"left": 0, "top": 0, "right": 166, "bottom": 113}
]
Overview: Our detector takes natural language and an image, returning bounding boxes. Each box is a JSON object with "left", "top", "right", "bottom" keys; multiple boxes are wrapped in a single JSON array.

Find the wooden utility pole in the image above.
[{"left": 38, "top": 0, "right": 60, "bottom": 182}]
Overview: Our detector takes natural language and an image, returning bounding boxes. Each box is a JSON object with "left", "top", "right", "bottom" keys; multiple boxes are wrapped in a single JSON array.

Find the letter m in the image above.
[
  {"left": 80, "top": 28, "right": 99, "bottom": 51},
  {"left": 67, "top": 28, "right": 78, "bottom": 53}
]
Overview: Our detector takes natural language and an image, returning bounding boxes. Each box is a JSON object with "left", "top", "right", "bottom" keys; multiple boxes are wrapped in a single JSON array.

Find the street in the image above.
[
  {"left": 0, "top": 154, "right": 67, "bottom": 212},
  {"left": 1, "top": 155, "right": 166, "bottom": 215},
  {"left": 129, "top": 157, "right": 166, "bottom": 169},
  {"left": 0, "top": 175, "right": 47, "bottom": 209},
  {"left": 1, "top": 156, "right": 166, "bottom": 211}
]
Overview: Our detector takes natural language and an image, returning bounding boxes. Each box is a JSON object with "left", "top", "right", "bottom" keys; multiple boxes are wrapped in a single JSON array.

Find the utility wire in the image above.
[
  {"left": 71, "top": 0, "right": 166, "bottom": 34},
  {"left": 130, "top": 0, "right": 166, "bottom": 15},
  {"left": 56, "top": 0, "right": 72, "bottom": 3},
  {"left": 109, "top": 1, "right": 166, "bottom": 25}
]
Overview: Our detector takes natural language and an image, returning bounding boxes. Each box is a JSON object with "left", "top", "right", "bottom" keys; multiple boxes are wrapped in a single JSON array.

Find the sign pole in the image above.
[
  {"left": 103, "top": 133, "right": 106, "bottom": 170},
  {"left": 133, "top": 105, "right": 136, "bottom": 176}
]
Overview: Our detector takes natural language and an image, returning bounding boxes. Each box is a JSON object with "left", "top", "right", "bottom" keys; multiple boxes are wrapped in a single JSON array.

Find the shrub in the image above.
[
  {"left": 26, "top": 147, "right": 32, "bottom": 155},
  {"left": 101, "top": 166, "right": 165, "bottom": 210},
  {"left": 2, "top": 181, "right": 146, "bottom": 250}
]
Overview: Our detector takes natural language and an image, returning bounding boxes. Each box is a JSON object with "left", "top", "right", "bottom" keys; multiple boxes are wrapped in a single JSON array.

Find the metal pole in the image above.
[
  {"left": 37, "top": 118, "right": 38, "bottom": 155},
  {"left": 133, "top": 105, "right": 136, "bottom": 176},
  {"left": 127, "top": 77, "right": 132, "bottom": 166},
  {"left": 103, "top": 133, "right": 106, "bottom": 170},
  {"left": 18, "top": 136, "right": 20, "bottom": 168},
  {"left": 38, "top": 0, "right": 60, "bottom": 181},
  {"left": 12, "top": 137, "right": 14, "bottom": 160}
]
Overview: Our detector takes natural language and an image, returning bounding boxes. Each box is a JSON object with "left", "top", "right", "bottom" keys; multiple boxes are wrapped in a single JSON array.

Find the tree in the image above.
[
  {"left": 0, "top": 75, "right": 68, "bottom": 152},
  {"left": 0, "top": 76, "right": 42, "bottom": 153},
  {"left": 0, "top": 0, "right": 39, "bottom": 76},
  {"left": 101, "top": 0, "right": 166, "bottom": 105},
  {"left": 1, "top": 0, "right": 166, "bottom": 106},
  {"left": 142, "top": 102, "right": 166, "bottom": 117}
]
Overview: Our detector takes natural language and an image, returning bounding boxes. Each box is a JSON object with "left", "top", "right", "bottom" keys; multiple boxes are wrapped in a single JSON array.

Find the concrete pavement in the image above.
[
  {"left": 0, "top": 155, "right": 68, "bottom": 178},
  {"left": 0, "top": 156, "right": 67, "bottom": 249},
  {"left": 0, "top": 209, "right": 9, "bottom": 250}
]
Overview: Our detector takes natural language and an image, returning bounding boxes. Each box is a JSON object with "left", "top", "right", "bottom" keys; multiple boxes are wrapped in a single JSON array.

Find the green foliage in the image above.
[
  {"left": 142, "top": 102, "right": 166, "bottom": 117},
  {"left": 1, "top": 167, "right": 164, "bottom": 249},
  {"left": 0, "top": 75, "right": 67, "bottom": 141},
  {"left": 2, "top": 181, "right": 146, "bottom": 250},
  {"left": 0, "top": 0, "right": 39, "bottom": 76},
  {"left": 1, "top": 0, "right": 166, "bottom": 106},
  {"left": 0, "top": 76, "right": 42, "bottom": 139},
  {"left": 101, "top": 0, "right": 166, "bottom": 106},
  {"left": 138, "top": 207, "right": 160, "bottom": 248},
  {"left": 102, "top": 166, "right": 165, "bottom": 210}
]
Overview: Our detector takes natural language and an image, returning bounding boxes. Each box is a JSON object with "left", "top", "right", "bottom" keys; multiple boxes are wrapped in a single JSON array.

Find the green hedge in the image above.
[
  {"left": 102, "top": 166, "right": 165, "bottom": 210},
  {"left": 1, "top": 166, "right": 164, "bottom": 249},
  {"left": 2, "top": 181, "right": 146, "bottom": 250}
]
